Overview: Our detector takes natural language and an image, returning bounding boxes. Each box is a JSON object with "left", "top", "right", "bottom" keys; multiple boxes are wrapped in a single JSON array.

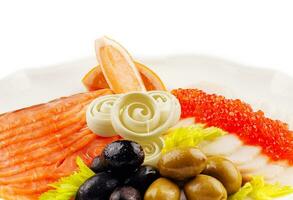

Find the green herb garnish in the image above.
[{"left": 162, "top": 124, "right": 226, "bottom": 153}]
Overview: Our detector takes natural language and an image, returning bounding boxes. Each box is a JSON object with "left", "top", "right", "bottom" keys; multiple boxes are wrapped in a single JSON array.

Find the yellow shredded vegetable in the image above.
[
  {"left": 162, "top": 124, "right": 226, "bottom": 154},
  {"left": 229, "top": 176, "right": 293, "bottom": 200},
  {"left": 39, "top": 157, "right": 95, "bottom": 200}
]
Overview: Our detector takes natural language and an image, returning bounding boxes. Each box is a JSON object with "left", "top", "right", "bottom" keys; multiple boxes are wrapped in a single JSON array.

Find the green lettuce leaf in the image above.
[
  {"left": 162, "top": 124, "right": 226, "bottom": 153},
  {"left": 39, "top": 157, "right": 95, "bottom": 200},
  {"left": 229, "top": 176, "right": 293, "bottom": 200}
]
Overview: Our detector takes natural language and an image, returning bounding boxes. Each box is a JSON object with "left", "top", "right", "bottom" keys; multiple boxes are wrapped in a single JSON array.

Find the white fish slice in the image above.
[
  {"left": 248, "top": 164, "right": 285, "bottom": 181},
  {"left": 227, "top": 145, "right": 261, "bottom": 165},
  {"left": 201, "top": 134, "right": 242, "bottom": 156},
  {"left": 269, "top": 167, "right": 293, "bottom": 186},
  {"left": 171, "top": 117, "right": 195, "bottom": 129},
  {"left": 238, "top": 155, "right": 269, "bottom": 173}
]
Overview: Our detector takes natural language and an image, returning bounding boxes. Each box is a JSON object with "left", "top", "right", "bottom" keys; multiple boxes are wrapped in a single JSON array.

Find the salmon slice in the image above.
[
  {"left": 0, "top": 128, "right": 92, "bottom": 170},
  {"left": 0, "top": 104, "right": 87, "bottom": 149},
  {"left": 0, "top": 179, "right": 54, "bottom": 195},
  {"left": 0, "top": 129, "right": 93, "bottom": 177},
  {"left": 0, "top": 191, "right": 39, "bottom": 200},
  {"left": 0, "top": 120, "right": 86, "bottom": 161},
  {"left": 0, "top": 136, "right": 119, "bottom": 194},
  {"left": 0, "top": 89, "right": 111, "bottom": 132},
  {"left": 0, "top": 139, "right": 119, "bottom": 197},
  {"left": 53, "top": 135, "right": 120, "bottom": 177},
  {"left": 0, "top": 99, "right": 91, "bottom": 143},
  {"left": 0, "top": 89, "right": 121, "bottom": 200},
  {"left": 0, "top": 133, "right": 96, "bottom": 184}
]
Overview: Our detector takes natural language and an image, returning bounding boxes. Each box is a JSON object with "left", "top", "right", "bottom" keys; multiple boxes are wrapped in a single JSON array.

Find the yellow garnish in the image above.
[
  {"left": 229, "top": 176, "right": 293, "bottom": 200},
  {"left": 39, "top": 157, "right": 95, "bottom": 200},
  {"left": 162, "top": 124, "right": 226, "bottom": 154}
]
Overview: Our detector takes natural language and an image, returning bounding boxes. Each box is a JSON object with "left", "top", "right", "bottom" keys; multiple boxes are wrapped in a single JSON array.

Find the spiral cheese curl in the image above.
[
  {"left": 86, "top": 95, "right": 120, "bottom": 137},
  {"left": 139, "top": 137, "right": 165, "bottom": 166},
  {"left": 86, "top": 91, "right": 181, "bottom": 164},
  {"left": 111, "top": 91, "right": 181, "bottom": 141},
  {"left": 148, "top": 91, "right": 181, "bottom": 127}
]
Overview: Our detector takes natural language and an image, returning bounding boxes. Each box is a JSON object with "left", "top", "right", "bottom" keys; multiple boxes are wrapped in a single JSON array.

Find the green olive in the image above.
[
  {"left": 144, "top": 178, "right": 180, "bottom": 200},
  {"left": 158, "top": 147, "right": 207, "bottom": 180},
  {"left": 202, "top": 156, "right": 242, "bottom": 195},
  {"left": 184, "top": 175, "right": 227, "bottom": 200}
]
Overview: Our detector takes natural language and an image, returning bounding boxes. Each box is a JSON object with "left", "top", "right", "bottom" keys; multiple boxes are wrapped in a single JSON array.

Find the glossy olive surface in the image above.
[
  {"left": 144, "top": 178, "right": 180, "bottom": 200},
  {"left": 124, "top": 165, "right": 160, "bottom": 193},
  {"left": 102, "top": 140, "right": 144, "bottom": 173},
  {"left": 158, "top": 147, "right": 207, "bottom": 180},
  {"left": 90, "top": 155, "right": 109, "bottom": 173},
  {"left": 202, "top": 156, "right": 242, "bottom": 195},
  {"left": 109, "top": 186, "right": 141, "bottom": 200},
  {"left": 184, "top": 175, "right": 227, "bottom": 200},
  {"left": 76, "top": 172, "right": 119, "bottom": 200}
]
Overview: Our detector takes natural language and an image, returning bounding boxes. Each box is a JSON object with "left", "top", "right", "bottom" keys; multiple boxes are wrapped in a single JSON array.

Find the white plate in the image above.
[{"left": 0, "top": 55, "right": 292, "bottom": 199}]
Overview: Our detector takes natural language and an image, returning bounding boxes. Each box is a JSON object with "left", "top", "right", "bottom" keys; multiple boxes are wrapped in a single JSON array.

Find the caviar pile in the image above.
[{"left": 172, "top": 88, "right": 293, "bottom": 163}]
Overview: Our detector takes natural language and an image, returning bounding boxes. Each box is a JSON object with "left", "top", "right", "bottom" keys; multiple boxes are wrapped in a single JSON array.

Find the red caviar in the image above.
[{"left": 172, "top": 88, "right": 293, "bottom": 163}]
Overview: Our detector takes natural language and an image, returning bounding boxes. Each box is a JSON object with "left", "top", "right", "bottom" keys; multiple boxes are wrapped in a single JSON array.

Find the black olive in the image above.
[
  {"left": 90, "top": 155, "right": 108, "bottom": 173},
  {"left": 109, "top": 186, "right": 141, "bottom": 200},
  {"left": 101, "top": 140, "right": 144, "bottom": 173},
  {"left": 124, "top": 165, "right": 160, "bottom": 194},
  {"left": 76, "top": 172, "right": 119, "bottom": 200}
]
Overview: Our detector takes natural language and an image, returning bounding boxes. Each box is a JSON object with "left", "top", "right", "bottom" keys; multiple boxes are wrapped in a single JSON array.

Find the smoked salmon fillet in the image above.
[{"left": 0, "top": 89, "right": 120, "bottom": 200}]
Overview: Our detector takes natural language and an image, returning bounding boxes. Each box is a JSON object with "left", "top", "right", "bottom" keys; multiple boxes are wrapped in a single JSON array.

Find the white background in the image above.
[{"left": 1, "top": 0, "right": 293, "bottom": 79}]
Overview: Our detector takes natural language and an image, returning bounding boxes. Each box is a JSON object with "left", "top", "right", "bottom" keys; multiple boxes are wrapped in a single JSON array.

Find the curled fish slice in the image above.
[
  {"left": 245, "top": 164, "right": 285, "bottom": 181},
  {"left": 227, "top": 145, "right": 261, "bottom": 165},
  {"left": 269, "top": 167, "right": 293, "bottom": 186},
  {"left": 238, "top": 155, "right": 269, "bottom": 174},
  {"left": 201, "top": 134, "right": 242, "bottom": 156},
  {"left": 171, "top": 117, "right": 195, "bottom": 130}
]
